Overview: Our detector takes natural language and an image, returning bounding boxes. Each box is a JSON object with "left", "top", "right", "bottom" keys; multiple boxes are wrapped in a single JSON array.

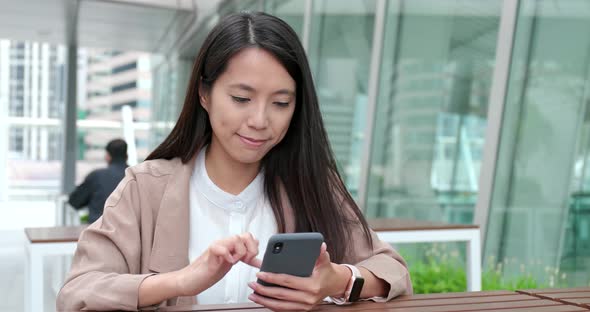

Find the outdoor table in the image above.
[
  {"left": 24, "top": 225, "right": 86, "bottom": 312},
  {"left": 159, "top": 290, "right": 590, "bottom": 311}
]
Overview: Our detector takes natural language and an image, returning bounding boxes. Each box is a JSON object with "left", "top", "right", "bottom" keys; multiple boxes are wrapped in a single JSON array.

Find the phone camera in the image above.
[{"left": 272, "top": 242, "right": 283, "bottom": 254}]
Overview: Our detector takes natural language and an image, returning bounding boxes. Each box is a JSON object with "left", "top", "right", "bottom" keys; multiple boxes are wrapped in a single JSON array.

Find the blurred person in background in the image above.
[{"left": 68, "top": 138, "right": 128, "bottom": 223}]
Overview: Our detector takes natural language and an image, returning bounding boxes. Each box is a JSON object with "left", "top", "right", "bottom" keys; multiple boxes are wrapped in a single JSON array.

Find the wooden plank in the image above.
[
  {"left": 557, "top": 298, "right": 590, "bottom": 307},
  {"left": 159, "top": 303, "right": 262, "bottom": 311},
  {"left": 24, "top": 225, "right": 87, "bottom": 243},
  {"left": 388, "top": 300, "right": 560, "bottom": 312},
  {"left": 395, "top": 290, "right": 515, "bottom": 301},
  {"left": 479, "top": 306, "right": 588, "bottom": 312},
  {"left": 368, "top": 218, "right": 479, "bottom": 232},
  {"left": 320, "top": 299, "right": 565, "bottom": 312},
  {"left": 536, "top": 292, "right": 590, "bottom": 302},
  {"left": 380, "top": 294, "right": 539, "bottom": 307},
  {"left": 517, "top": 288, "right": 590, "bottom": 309},
  {"left": 553, "top": 298, "right": 590, "bottom": 309},
  {"left": 380, "top": 294, "right": 537, "bottom": 307},
  {"left": 159, "top": 308, "right": 264, "bottom": 311},
  {"left": 517, "top": 288, "right": 590, "bottom": 295},
  {"left": 318, "top": 298, "right": 562, "bottom": 312}
]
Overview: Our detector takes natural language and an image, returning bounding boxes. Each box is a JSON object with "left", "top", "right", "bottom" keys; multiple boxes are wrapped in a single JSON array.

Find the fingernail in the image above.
[
  {"left": 256, "top": 272, "right": 265, "bottom": 278},
  {"left": 248, "top": 282, "right": 256, "bottom": 289}
]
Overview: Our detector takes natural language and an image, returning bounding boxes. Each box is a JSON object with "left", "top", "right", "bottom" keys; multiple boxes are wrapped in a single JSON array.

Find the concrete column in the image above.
[
  {"left": 61, "top": 45, "right": 77, "bottom": 194},
  {"left": 0, "top": 40, "right": 9, "bottom": 201},
  {"left": 40, "top": 44, "right": 50, "bottom": 161}
]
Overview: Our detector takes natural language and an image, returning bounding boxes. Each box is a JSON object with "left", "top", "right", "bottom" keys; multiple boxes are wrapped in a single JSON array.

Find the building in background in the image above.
[
  {"left": 0, "top": 40, "right": 66, "bottom": 200},
  {"left": 82, "top": 49, "right": 151, "bottom": 162}
]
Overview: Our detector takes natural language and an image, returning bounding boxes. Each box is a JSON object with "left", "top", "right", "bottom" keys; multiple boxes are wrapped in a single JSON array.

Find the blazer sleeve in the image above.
[
  {"left": 341, "top": 208, "right": 413, "bottom": 300},
  {"left": 56, "top": 169, "right": 155, "bottom": 311}
]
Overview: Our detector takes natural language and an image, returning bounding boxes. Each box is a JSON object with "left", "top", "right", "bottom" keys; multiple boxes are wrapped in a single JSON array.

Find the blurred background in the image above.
[{"left": 0, "top": 0, "right": 589, "bottom": 310}]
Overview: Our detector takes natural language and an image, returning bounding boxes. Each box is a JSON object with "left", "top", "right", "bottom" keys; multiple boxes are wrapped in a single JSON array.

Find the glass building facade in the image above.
[
  {"left": 150, "top": 0, "right": 590, "bottom": 288},
  {"left": 486, "top": 0, "right": 590, "bottom": 287}
]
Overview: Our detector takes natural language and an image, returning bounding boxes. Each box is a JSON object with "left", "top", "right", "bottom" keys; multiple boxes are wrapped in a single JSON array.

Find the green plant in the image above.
[
  {"left": 398, "top": 243, "right": 567, "bottom": 294},
  {"left": 408, "top": 253, "right": 466, "bottom": 293},
  {"left": 482, "top": 269, "right": 539, "bottom": 291},
  {"left": 80, "top": 213, "right": 89, "bottom": 224}
]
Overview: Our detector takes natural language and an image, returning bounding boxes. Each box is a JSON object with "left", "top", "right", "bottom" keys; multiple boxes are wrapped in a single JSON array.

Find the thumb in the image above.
[{"left": 315, "top": 242, "right": 330, "bottom": 267}]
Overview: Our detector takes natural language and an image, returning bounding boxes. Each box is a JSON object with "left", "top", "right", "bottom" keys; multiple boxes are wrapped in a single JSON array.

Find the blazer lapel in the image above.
[{"left": 148, "top": 156, "right": 197, "bottom": 274}]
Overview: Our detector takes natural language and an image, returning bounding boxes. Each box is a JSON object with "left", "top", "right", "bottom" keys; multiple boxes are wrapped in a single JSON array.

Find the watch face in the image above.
[{"left": 348, "top": 277, "right": 365, "bottom": 302}]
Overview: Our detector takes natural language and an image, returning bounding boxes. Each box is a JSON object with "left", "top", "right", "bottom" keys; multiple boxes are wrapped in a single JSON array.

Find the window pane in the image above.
[
  {"left": 307, "top": 0, "right": 377, "bottom": 199},
  {"left": 265, "top": 0, "right": 305, "bottom": 38},
  {"left": 150, "top": 56, "right": 191, "bottom": 149},
  {"left": 366, "top": 0, "right": 502, "bottom": 223},
  {"left": 485, "top": 0, "right": 590, "bottom": 287}
]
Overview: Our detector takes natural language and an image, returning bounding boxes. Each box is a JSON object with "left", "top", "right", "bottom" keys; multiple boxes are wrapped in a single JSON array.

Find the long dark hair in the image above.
[{"left": 147, "top": 12, "right": 372, "bottom": 262}]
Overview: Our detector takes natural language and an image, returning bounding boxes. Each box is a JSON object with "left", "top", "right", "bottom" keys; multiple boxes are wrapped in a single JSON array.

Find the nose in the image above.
[{"left": 247, "top": 102, "right": 269, "bottom": 130}]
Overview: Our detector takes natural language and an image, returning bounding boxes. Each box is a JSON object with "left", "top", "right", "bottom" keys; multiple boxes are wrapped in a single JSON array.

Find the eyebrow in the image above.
[{"left": 229, "top": 83, "right": 295, "bottom": 97}]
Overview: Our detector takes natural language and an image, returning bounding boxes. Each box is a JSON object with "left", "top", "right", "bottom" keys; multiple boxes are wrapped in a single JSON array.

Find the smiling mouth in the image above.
[{"left": 238, "top": 134, "right": 268, "bottom": 147}]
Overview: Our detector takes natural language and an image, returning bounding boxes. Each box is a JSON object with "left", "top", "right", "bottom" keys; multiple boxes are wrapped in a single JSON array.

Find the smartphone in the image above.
[{"left": 257, "top": 232, "right": 324, "bottom": 287}]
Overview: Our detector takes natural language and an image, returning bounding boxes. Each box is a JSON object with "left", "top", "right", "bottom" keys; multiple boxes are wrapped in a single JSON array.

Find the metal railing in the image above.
[{"left": 54, "top": 194, "right": 85, "bottom": 226}]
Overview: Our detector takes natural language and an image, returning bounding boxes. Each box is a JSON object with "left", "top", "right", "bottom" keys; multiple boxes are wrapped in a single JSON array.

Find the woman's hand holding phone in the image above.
[
  {"left": 176, "top": 232, "right": 262, "bottom": 297},
  {"left": 248, "top": 243, "right": 351, "bottom": 311}
]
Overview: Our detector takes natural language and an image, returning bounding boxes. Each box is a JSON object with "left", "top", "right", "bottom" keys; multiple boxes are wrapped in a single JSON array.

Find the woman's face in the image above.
[{"left": 200, "top": 47, "right": 296, "bottom": 166}]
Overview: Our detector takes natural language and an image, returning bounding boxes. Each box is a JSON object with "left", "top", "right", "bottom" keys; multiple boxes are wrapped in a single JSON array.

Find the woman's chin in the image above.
[{"left": 230, "top": 149, "right": 266, "bottom": 165}]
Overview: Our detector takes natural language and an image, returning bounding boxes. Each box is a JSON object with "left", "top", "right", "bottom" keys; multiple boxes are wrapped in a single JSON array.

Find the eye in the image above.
[
  {"left": 274, "top": 101, "right": 290, "bottom": 107},
  {"left": 231, "top": 96, "right": 250, "bottom": 103}
]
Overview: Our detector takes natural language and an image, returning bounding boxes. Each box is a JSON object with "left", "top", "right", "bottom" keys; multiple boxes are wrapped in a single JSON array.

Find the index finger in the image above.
[
  {"left": 239, "top": 232, "right": 259, "bottom": 256},
  {"left": 239, "top": 233, "right": 260, "bottom": 267},
  {"left": 245, "top": 257, "right": 262, "bottom": 268}
]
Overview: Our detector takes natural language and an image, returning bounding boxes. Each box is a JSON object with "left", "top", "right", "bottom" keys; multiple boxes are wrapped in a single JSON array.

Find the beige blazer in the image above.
[{"left": 56, "top": 156, "right": 412, "bottom": 311}]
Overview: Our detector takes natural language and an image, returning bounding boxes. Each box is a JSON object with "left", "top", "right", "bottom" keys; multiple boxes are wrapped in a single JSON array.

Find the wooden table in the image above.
[
  {"left": 518, "top": 287, "right": 590, "bottom": 309},
  {"left": 157, "top": 290, "right": 590, "bottom": 311},
  {"left": 369, "top": 218, "right": 481, "bottom": 291},
  {"left": 24, "top": 225, "right": 87, "bottom": 312}
]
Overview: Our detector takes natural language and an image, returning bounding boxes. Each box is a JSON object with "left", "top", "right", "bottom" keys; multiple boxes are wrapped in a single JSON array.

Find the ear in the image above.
[{"left": 198, "top": 80, "right": 210, "bottom": 112}]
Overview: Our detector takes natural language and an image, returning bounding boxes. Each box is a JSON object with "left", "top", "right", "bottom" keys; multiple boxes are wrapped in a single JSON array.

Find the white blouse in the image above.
[{"left": 188, "top": 147, "right": 278, "bottom": 305}]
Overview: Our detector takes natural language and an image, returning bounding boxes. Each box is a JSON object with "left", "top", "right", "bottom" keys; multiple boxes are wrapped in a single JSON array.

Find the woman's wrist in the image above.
[
  {"left": 138, "top": 271, "right": 185, "bottom": 307},
  {"left": 172, "top": 269, "right": 189, "bottom": 297},
  {"left": 173, "top": 265, "right": 210, "bottom": 297},
  {"left": 330, "top": 263, "right": 353, "bottom": 298}
]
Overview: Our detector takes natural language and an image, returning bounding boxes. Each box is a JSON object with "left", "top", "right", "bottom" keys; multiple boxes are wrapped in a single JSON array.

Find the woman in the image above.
[{"left": 57, "top": 12, "right": 412, "bottom": 311}]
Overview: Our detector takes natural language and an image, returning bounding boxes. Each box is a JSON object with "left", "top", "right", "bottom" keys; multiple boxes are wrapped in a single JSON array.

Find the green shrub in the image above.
[
  {"left": 399, "top": 243, "right": 566, "bottom": 294},
  {"left": 482, "top": 269, "right": 539, "bottom": 291},
  {"left": 80, "top": 213, "right": 89, "bottom": 224},
  {"left": 408, "top": 254, "right": 466, "bottom": 293}
]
